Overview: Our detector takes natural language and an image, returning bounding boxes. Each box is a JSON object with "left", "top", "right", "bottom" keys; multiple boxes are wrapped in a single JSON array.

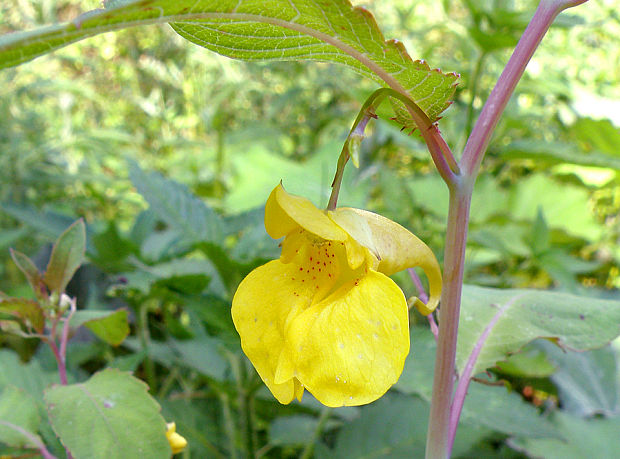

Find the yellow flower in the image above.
[
  {"left": 165, "top": 422, "right": 187, "bottom": 455},
  {"left": 232, "top": 184, "right": 442, "bottom": 407}
]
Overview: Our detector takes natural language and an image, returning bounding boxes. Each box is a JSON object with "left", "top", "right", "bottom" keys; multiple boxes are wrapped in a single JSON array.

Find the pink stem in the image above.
[{"left": 460, "top": 0, "right": 581, "bottom": 179}]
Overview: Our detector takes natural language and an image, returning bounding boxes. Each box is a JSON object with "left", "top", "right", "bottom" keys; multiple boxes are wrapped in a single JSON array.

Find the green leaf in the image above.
[
  {"left": 456, "top": 285, "right": 620, "bottom": 376},
  {"left": 0, "top": 297, "right": 44, "bottom": 334},
  {"left": 71, "top": 309, "right": 130, "bottom": 346},
  {"left": 0, "top": 385, "right": 41, "bottom": 449},
  {"left": 460, "top": 383, "right": 559, "bottom": 439},
  {"left": 0, "top": 351, "right": 63, "bottom": 455},
  {"left": 572, "top": 117, "right": 620, "bottom": 157},
  {"left": 43, "top": 219, "right": 86, "bottom": 295},
  {"left": 9, "top": 249, "right": 45, "bottom": 299},
  {"left": 510, "top": 412, "right": 620, "bottom": 459},
  {"left": 0, "top": 203, "right": 83, "bottom": 241},
  {"left": 270, "top": 415, "right": 332, "bottom": 447},
  {"left": 396, "top": 328, "right": 558, "bottom": 440},
  {"left": 45, "top": 369, "right": 171, "bottom": 459},
  {"left": 0, "top": 0, "right": 458, "bottom": 124},
  {"left": 129, "top": 161, "right": 224, "bottom": 245},
  {"left": 92, "top": 222, "right": 137, "bottom": 272},
  {"left": 538, "top": 340, "right": 619, "bottom": 417},
  {"left": 327, "top": 392, "right": 488, "bottom": 458},
  {"left": 494, "top": 345, "right": 556, "bottom": 378},
  {"left": 499, "top": 140, "right": 620, "bottom": 170}
]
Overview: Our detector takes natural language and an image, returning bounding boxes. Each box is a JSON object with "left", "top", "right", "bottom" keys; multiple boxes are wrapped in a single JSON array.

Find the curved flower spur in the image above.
[{"left": 232, "top": 184, "right": 442, "bottom": 407}]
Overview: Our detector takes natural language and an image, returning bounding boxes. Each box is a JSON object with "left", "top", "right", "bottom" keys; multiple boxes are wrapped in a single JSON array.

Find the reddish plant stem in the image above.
[
  {"left": 425, "top": 2, "right": 588, "bottom": 457},
  {"left": 425, "top": 181, "right": 472, "bottom": 459},
  {"left": 460, "top": 0, "right": 572, "bottom": 178}
]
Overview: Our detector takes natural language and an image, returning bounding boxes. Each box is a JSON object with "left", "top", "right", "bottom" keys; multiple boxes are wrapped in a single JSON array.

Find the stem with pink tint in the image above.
[{"left": 424, "top": 1, "right": 588, "bottom": 457}]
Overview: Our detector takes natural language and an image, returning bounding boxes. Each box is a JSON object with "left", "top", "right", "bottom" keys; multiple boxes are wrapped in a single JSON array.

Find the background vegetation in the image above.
[{"left": 1, "top": 0, "right": 619, "bottom": 457}]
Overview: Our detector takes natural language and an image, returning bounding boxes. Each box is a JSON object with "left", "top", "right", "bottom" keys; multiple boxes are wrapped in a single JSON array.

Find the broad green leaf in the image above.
[
  {"left": 129, "top": 161, "right": 224, "bottom": 245},
  {"left": 122, "top": 336, "right": 228, "bottom": 381},
  {"left": 495, "top": 345, "right": 556, "bottom": 378},
  {"left": 572, "top": 117, "right": 620, "bottom": 157},
  {"left": 538, "top": 340, "right": 619, "bottom": 417},
  {"left": 0, "top": 385, "right": 41, "bottom": 449},
  {"left": 0, "top": 0, "right": 458, "bottom": 124},
  {"left": 456, "top": 285, "right": 620, "bottom": 376},
  {"left": 270, "top": 415, "right": 336, "bottom": 447},
  {"left": 43, "top": 219, "right": 86, "bottom": 295},
  {"left": 0, "top": 297, "right": 44, "bottom": 333},
  {"left": 71, "top": 309, "right": 130, "bottom": 346},
  {"left": 396, "top": 328, "right": 558, "bottom": 440},
  {"left": 510, "top": 412, "right": 620, "bottom": 459},
  {"left": 9, "top": 249, "right": 45, "bottom": 299},
  {"left": 0, "top": 203, "right": 90, "bottom": 245},
  {"left": 507, "top": 174, "right": 601, "bottom": 240},
  {"left": 0, "top": 351, "right": 63, "bottom": 455},
  {"left": 499, "top": 140, "right": 620, "bottom": 170},
  {"left": 327, "top": 392, "right": 488, "bottom": 459},
  {"left": 459, "top": 383, "right": 559, "bottom": 439},
  {"left": 45, "top": 369, "right": 171, "bottom": 459}
]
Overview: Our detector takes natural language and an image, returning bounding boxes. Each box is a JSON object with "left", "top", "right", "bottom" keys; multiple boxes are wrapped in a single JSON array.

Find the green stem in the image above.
[
  {"left": 137, "top": 303, "right": 156, "bottom": 391},
  {"left": 327, "top": 87, "right": 460, "bottom": 210},
  {"left": 299, "top": 407, "right": 332, "bottom": 459},
  {"left": 219, "top": 392, "right": 239, "bottom": 459}
]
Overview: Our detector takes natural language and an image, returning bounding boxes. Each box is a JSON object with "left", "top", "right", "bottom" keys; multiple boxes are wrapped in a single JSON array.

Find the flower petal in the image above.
[
  {"left": 286, "top": 271, "right": 410, "bottom": 407},
  {"left": 332, "top": 207, "right": 442, "bottom": 315},
  {"left": 265, "top": 184, "right": 347, "bottom": 241},
  {"left": 231, "top": 260, "right": 308, "bottom": 404}
]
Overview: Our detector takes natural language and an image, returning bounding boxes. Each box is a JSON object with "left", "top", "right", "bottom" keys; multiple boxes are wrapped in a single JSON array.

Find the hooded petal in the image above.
[
  {"left": 265, "top": 184, "right": 347, "bottom": 241},
  {"left": 232, "top": 260, "right": 308, "bottom": 404},
  {"left": 285, "top": 270, "right": 410, "bottom": 407},
  {"left": 331, "top": 207, "right": 442, "bottom": 315}
]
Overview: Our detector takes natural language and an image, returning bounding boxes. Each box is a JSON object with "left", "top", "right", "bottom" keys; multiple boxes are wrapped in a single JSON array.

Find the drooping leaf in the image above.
[
  {"left": 0, "top": 385, "right": 42, "bottom": 449},
  {"left": 9, "top": 249, "right": 45, "bottom": 300},
  {"left": 129, "top": 161, "right": 224, "bottom": 245},
  {"left": 456, "top": 285, "right": 620, "bottom": 376},
  {"left": 71, "top": 309, "right": 130, "bottom": 346},
  {"left": 0, "top": 0, "right": 458, "bottom": 124},
  {"left": 45, "top": 369, "right": 171, "bottom": 459},
  {"left": 43, "top": 219, "right": 86, "bottom": 295},
  {"left": 0, "top": 297, "right": 44, "bottom": 334}
]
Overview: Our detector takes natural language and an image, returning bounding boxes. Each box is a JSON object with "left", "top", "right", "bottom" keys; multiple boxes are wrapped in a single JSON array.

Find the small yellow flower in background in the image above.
[
  {"left": 165, "top": 422, "right": 187, "bottom": 455},
  {"left": 232, "top": 184, "right": 442, "bottom": 407}
]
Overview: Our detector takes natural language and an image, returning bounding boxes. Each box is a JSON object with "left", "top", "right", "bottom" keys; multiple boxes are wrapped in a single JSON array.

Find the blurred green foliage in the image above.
[{"left": 1, "top": 0, "right": 619, "bottom": 458}]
